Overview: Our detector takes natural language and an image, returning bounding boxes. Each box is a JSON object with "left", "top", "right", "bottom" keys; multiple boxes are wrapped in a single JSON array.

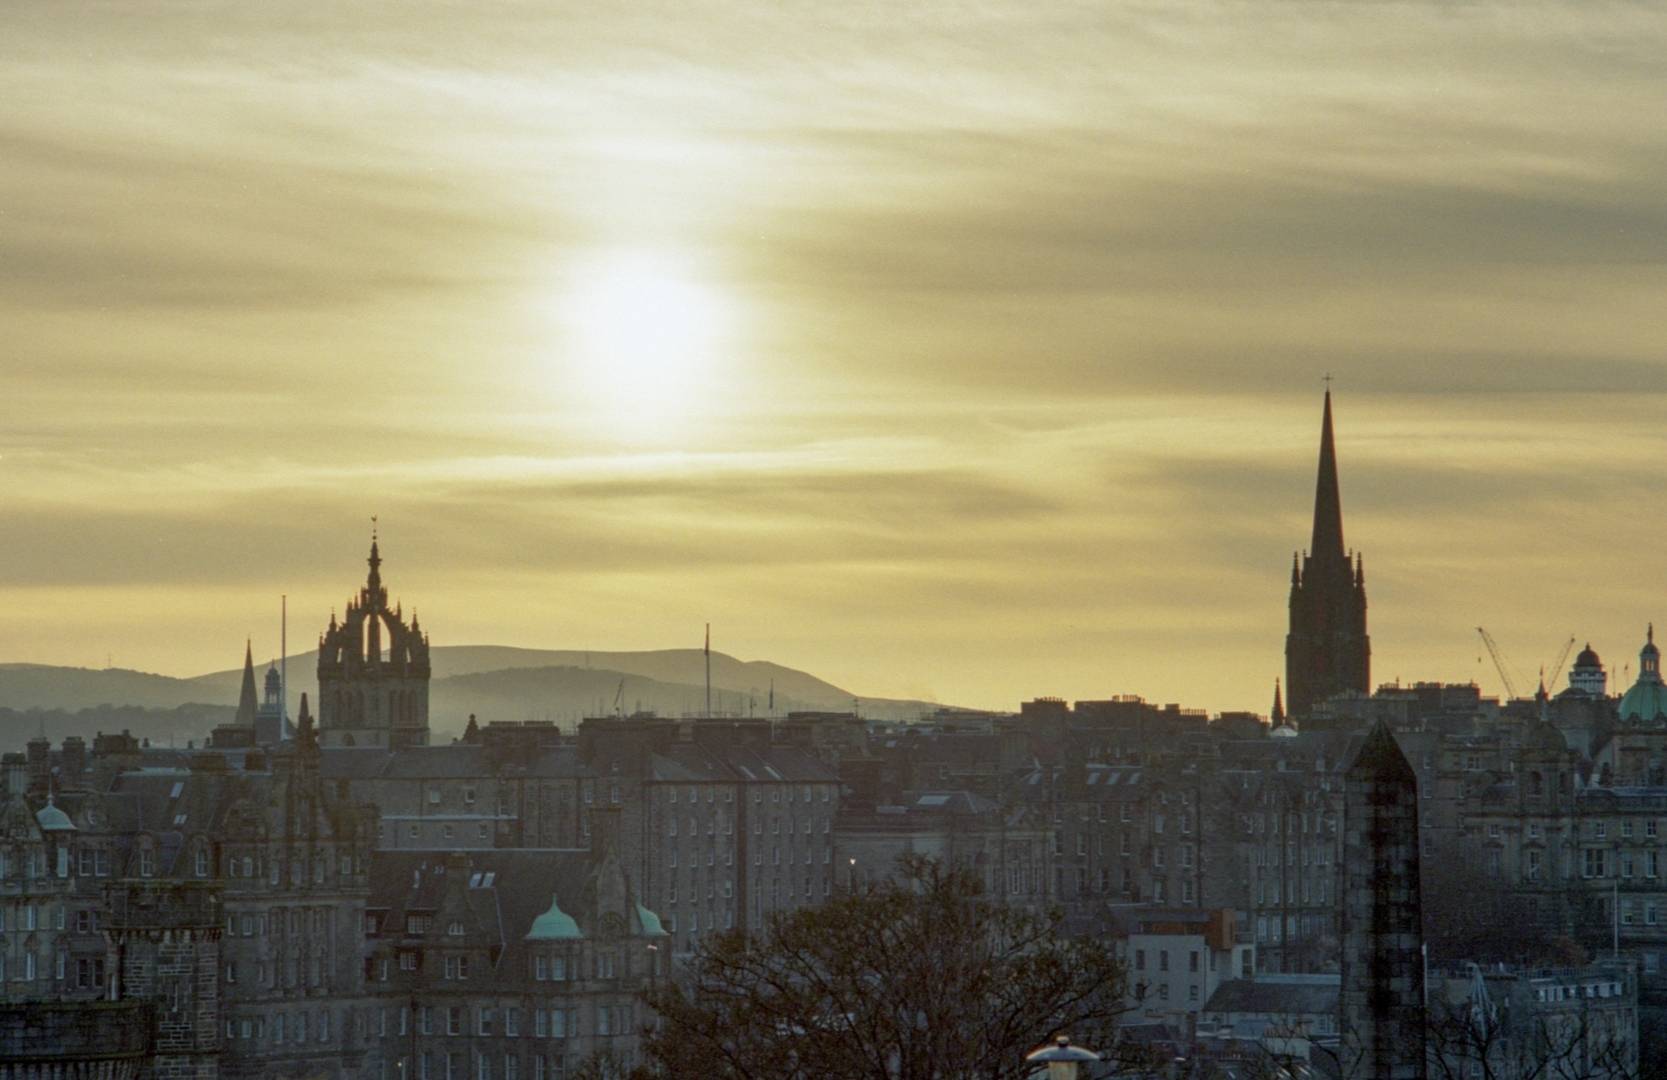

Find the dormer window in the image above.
[{"left": 448, "top": 920, "right": 464, "bottom": 937}]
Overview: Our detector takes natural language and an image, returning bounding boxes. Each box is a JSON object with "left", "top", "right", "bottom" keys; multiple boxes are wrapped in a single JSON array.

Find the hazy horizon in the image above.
[{"left": 6, "top": 2, "right": 1666, "bottom": 714}]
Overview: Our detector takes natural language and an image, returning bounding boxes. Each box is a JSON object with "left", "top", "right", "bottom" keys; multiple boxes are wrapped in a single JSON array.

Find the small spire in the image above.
[
  {"left": 1291, "top": 552, "right": 1301, "bottom": 587},
  {"left": 1272, "top": 679, "right": 1286, "bottom": 725},
  {"left": 367, "top": 520, "right": 383, "bottom": 591},
  {"left": 235, "top": 639, "right": 259, "bottom": 728},
  {"left": 1355, "top": 553, "right": 1364, "bottom": 587},
  {"left": 296, "top": 693, "right": 317, "bottom": 752}
]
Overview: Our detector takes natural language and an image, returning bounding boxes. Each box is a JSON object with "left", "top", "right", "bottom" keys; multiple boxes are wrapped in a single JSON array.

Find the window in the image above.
[
  {"left": 448, "top": 1007, "right": 462, "bottom": 1036},
  {"left": 1584, "top": 848, "right": 1609, "bottom": 879},
  {"left": 1135, "top": 949, "right": 1145, "bottom": 971},
  {"left": 464, "top": 785, "right": 477, "bottom": 805},
  {"left": 449, "top": 921, "right": 465, "bottom": 937},
  {"left": 478, "top": 1008, "right": 494, "bottom": 1036},
  {"left": 505, "top": 1008, "right": 519, "bottom": 1037},
  {"left": 429, "top": 787, "right": 442, "bottom": 805}
]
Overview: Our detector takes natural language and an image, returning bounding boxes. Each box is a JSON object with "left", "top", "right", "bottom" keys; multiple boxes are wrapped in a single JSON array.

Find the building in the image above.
[
  {"left": 1286, "top": 389, "right": 1370, "bottom": 719},
  {"left": 363, "top": 811, "right": 668, "bottom": 1079},
  {"left": 318, "top": 537, "right": 431, "bottom": 750},
  {"left": 1112, "top": 907, "right": 1253, "bottom": 1029},
  {"left": 578, "top": 716, "right": 840, "bottom": 956},
  {"left": 1427, "top": 962, "right": 1638, "bottom": 1080}
]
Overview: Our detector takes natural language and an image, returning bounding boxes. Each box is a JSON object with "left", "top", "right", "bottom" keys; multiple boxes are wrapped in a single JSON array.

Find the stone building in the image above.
[
  {"left": 835, "top": 789, "right": 1053, "bottom": 912},
  {"left": 0, "top": 700, "right": 379, "bottom": 1080},
  {"left": 318, "top": 537, "right": 431, "bottom": 750},
  {"left": 578, "top": 716, "right": 839, "bottom": 956},
  {"left": 362, "top": 811, "right": 667, "bottom": 1079},
  {"left": 324, "top": 722, "right": 594, "bottom": 853}
]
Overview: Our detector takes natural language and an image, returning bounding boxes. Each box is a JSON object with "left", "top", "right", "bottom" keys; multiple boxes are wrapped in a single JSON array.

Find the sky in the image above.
[{"left": 3, "top": 1, "right": 1667, "bottom": 713}]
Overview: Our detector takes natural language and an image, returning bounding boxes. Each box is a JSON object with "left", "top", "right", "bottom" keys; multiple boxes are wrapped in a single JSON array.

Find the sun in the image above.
[{"left": 560, "top": 250, "right": 731, "bottom": 431}]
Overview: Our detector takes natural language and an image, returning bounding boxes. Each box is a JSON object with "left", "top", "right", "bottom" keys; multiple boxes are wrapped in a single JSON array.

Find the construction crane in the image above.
[
  {"left": 1477, "top": 627, "right": 1519, "bottom": 700},
  {"left": 1544, "top": 636, "right": 1577, "bottom": 694}
]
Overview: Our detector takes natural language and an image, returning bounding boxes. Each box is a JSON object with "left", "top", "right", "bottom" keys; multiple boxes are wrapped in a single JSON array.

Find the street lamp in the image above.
[
  {"left": 1025, "top": 1035, "right": 1099, "bottom": 1080},
  {"left": 848, "top": 857, "right": 857, "bottom": 892}
]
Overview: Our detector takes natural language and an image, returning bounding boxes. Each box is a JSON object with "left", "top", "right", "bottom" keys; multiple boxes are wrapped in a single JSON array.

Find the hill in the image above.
[{"left": 0, "top": 647, "right": 950, "bottom": 747}]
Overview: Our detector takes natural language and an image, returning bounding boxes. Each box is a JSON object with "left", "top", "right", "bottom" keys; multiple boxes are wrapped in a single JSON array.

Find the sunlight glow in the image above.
[{"left": 560, "top": 250, "right": 732, "bottom": 434}]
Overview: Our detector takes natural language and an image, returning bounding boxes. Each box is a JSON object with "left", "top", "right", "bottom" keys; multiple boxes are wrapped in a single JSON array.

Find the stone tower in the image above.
[
  {"left": 1339, "top": 718, "right": 1425, "bottom": 1080},
  {"left": 317, "top": 536, "right": 431, "bottom": 748},
  {"left": 1286, "top": 389, "right": 1370, "bottom": 717}
]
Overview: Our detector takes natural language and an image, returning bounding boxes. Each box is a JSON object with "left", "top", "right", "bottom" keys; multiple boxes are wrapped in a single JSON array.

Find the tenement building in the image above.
[
  {"left": 362, "top": 810, "right": 667, "bottom": 1078},
  {"left": 0, "top": 698, "right": 380, "bottom": 1079}
]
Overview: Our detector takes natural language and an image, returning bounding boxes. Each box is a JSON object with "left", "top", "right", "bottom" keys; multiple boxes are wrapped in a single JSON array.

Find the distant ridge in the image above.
[{"left": 0, "top": 647, "right": 954, "bottom": 745}]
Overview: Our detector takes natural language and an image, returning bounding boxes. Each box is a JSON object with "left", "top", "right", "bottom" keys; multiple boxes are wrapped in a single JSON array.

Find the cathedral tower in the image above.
[
  {"left": 318, "top": 534, "right": 431, "bottom": 748},
  {"left": 1285, "top": 390, "right": 1370, "bottom": 717}
]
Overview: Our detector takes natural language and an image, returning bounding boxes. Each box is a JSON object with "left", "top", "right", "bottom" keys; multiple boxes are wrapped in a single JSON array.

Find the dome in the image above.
[
  {"left": 525, "top": 895, "right": 583, "bottom": 941},
  {"left": 1271, "top": 725, "right": 1300, "bottom": 739},
  {"left": 1619, "top": 680, "right": 1667, "bottom": 723},
  {"left": 1574, "top": 644, "right": 1602, "bottom": 669},
  {"left": 35, "top": 800, "right": 74, "bottom": 832}
]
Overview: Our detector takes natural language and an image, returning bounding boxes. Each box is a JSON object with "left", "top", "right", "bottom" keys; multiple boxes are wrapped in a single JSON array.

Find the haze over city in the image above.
[{"left": 5, "top": 2, "right": 1666, "bottom": 713}]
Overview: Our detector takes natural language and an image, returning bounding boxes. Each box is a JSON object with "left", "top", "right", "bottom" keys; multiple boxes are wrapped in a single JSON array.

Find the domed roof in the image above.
[
  {"left": 1271, "top": 725, "right": 1300, "bottom": 739},
  {"left": 525, "top": 895, "right": 582, "bottom": 941},
  {"left": 1574, "top": 644, "right": 1602, "bottom": 669},
  {"left": 35, "top": 799, "right": 74, "bottom": 832},
  {"left": 1621, "top": 679, "right": 1667, "bottom": 723}
]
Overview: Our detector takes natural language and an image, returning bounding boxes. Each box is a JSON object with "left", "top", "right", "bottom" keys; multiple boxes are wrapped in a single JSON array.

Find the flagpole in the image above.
[{"left": 704, "top": 623, "right": 711, "bottom": 717}]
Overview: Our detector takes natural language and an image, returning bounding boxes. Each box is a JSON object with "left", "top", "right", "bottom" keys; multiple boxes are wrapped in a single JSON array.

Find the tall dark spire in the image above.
[
  {"left": 1285, "top": 387, "right": 1370, "bottom": 718},
  {"left": 235, "top": 639, "right": 259, "bottom": 728},
  {"left": 1310, "top": 389, "right": 1346, "bottom": 565},
  {"left": 1271, "top": 679, "right": 1286, "bottom": 725}
]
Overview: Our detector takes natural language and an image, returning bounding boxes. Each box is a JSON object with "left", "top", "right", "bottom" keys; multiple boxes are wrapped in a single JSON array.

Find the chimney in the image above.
[
  {"left": 60, "top": 736, "right": 87, "bottom": 783},
  {"left": 25, "top": 736, "right": 51, "bottom": 796}
]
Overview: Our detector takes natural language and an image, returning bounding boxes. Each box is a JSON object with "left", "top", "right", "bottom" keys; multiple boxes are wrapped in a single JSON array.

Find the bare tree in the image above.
[{"left": 640, "top": 855, "right": 1127, "bottom": 1080}]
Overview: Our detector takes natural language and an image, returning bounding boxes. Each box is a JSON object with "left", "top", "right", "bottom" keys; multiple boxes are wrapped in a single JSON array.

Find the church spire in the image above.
[
  {"left": 367, "top": 517, "right": 383, "bottom": 592},
  {"left": 1272, "top": 679, "right": 1286, "bottom": 725},
  {"left": 235, "top": 639, "right": 259, "bottom": 728},
  {"left": 1310, "top": 388, "right": 1346, "bottom": 565}
]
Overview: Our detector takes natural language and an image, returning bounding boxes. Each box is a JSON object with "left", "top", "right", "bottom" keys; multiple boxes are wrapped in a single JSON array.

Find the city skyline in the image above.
[{"left": 6, "top": 3, "right": 1667, "bottom": 713}]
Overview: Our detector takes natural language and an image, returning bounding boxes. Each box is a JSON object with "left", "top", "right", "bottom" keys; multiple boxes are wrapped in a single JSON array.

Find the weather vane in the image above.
[{"left": 1322, "top": 372, "right": 1334, "bottom": 389}]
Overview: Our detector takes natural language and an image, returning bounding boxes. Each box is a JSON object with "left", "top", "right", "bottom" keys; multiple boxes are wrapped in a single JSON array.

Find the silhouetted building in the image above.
[
  {"left": 1339, "top": 718, "right": 1425, "bottom": 1079},
  {"left": 318, "top": 536, "right": 431, "bottom": 749},
  {"left": 1286, "top": 389, "right": 1370, "bottom": 719}
]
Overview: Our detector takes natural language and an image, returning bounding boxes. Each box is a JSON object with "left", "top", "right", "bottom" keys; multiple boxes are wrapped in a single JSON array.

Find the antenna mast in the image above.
[
  {"left": 281, "top": 594, "right": 289, "bottom": 724},
  {"left": 704, "top": 623, "right": 712, "bottom": 716}
]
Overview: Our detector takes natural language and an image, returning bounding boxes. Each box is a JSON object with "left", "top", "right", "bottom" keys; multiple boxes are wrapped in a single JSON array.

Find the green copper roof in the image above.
[
  {"left": 635, "top": 903, "right": 669, "bottom": 938},
  {"left": 525, "top": 896, "right": 583, "bottom": 941},
  {"left": 1620, "top": 679, "right": 1667, "bottom": 723},
  {"left": 35, "top": 801, "right": 74, "bottom": 832}
]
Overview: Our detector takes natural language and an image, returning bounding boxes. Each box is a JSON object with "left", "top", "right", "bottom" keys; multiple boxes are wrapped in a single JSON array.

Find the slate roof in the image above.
[{"left": 1202, "top": 974, "right": 1340, "bottom": 1017}]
